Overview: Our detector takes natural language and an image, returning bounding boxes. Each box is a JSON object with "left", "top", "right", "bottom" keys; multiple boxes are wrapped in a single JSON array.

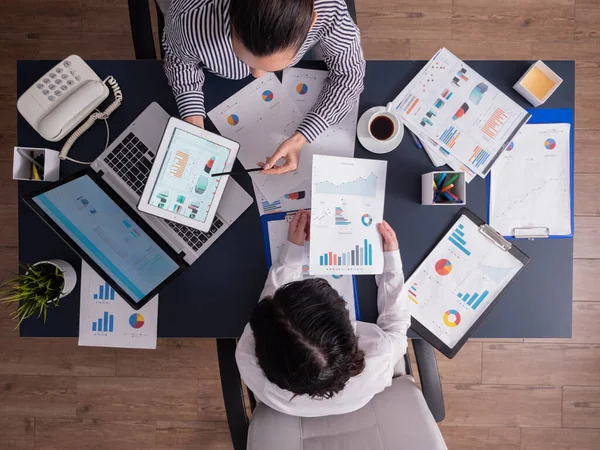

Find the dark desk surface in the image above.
[{"left": 17, "top": 59, "right": 574, "bottom": 339}]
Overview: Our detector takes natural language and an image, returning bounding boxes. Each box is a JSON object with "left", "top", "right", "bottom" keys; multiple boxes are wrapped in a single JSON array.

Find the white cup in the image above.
[{"left": 368, "top": 102, "right": 402, "bottom": 142}]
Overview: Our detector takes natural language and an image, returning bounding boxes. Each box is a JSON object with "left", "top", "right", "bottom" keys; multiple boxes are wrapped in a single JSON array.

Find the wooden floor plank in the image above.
[
  {"left": 198, "top": 379, "right": 227, "bottom": 422},
  {"left": 156, "top": 421, "right": 232, "bottom": 450},
  {"left": 361, "top": 38, "right": 410, "bottom": 60},
  {"left": 575, "top": 173, "right": 600, "bottom": 215},
  {"left": 436, "top": 342, "right": 482, "bottom": 384},
  {"left": 409, "top": 40, "right": 532, "bottom": 60},
  {"left": 574, "top": 260, "right": 600, "bottom": 300},
  {"left": 442, "top": 384, "right": 562, "bottom": 427},
  {"left": 576, "top": 130, "right": 600, "bottom": 173},
  {"left": 439, "top": 426, "right": 520, "bottom": 450},
  {"left": 34, "top": 419, "right": 156, "bottom": 450},
  {"left": 0, "top": 375, "right": 76, "bottom": 418},
  {"left": 0, "top": 418, "right": 35, "bottom": 450},
  {"left": 574, "top": 216, "right": 600, "bottom": 259},
  {"left": 451, "top": 0, "right": 575, "bottom": 41},
  {"left": 482, "top": 343, "right": 600, "bottom": 385},
  {"left": 524, "top": 302, "right": 600, "bottom": 343},
  {"left": 562, "top": 386, "right": 600, "bottom": 429},
  {"left": 521, "top": 428, "right": 600, "bottom": 450},
  {"left": 0, "top": 338, "right": 116, "bottom": 376},
  {"left": 76, "top": 377, "right": 198, "bottom": 421},
  {"left": 575, "top": 64, "right": 600, "bottom": 129},
  {"left": 116, "top": 338, "right": 219, "bottom": 379},
  {"left": 575, "top": 0, "right": 600, "bottom": 41}
]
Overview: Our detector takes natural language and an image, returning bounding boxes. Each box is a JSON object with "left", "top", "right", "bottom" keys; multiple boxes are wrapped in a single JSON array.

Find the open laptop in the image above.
[{"left": 91, "top": 102, "right": 253, "bottom": 266}]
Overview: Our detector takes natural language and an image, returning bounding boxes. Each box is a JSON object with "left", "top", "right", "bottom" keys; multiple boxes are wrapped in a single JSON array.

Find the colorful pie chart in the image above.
[
  {"left": 544, "top": 138, "right": 556, "bottom": 150},
  {"left": 332, "top": 274, "right": 343, "bottom": 279},
  {"left": 361, "top": 214, "right": 373, "bottom": 227},
  {"left": 262, "top": 90, "right": 274, "bottom": 102},
  {"left": 435, "top": 258, "right": 452, "bottom": 276},
  {"left": 506, "top": 141, "right": 514, "bottom": 151},
  {"left": 129, "top": 313, "right": 145, "bottom": 329},
  {"left": 296, "top": 83, "right": 308, "bottom": 95},
  {"left": 443, "top": 309, "right": 461, "bottom": 327},
  {"left": 227, "top": 114, "right": 239, "bottom": 126}
]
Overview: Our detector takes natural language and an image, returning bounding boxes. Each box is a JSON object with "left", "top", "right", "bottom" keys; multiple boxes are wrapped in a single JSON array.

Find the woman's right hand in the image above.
[
  {"left": 184, "top": 116, "right": 205, "bottom": 128},
  {"left": 378, "top": 220, "right": 399, "bottom": 252}
]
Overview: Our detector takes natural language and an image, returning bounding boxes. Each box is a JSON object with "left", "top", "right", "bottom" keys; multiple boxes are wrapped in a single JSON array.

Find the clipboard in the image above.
[
  {"left": 261, "top": 211, "right": 360, "bottom": 321},
  {"left": 487, "top": 108, "right": 574, "bottom": 239},
  {"left": 408, "top": 208, "right": 529, "bottom": 358}
]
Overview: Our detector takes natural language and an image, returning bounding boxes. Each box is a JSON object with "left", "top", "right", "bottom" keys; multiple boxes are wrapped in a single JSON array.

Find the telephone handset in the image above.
[{"left": 17, "top": 55, "right": 122, "bottom": 163}]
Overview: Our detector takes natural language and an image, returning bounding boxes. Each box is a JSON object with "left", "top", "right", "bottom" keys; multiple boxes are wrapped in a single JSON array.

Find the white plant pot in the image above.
[{"left": 33, "top": 259, "right": 77, "bottom": 299}]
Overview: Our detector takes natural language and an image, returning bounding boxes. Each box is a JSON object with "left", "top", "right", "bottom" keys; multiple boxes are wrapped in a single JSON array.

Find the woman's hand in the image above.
[
  {"left": 184, "top": 116, "right": 205, "bottom": 128},
  {"left": 258, "top": 132, "right": 307, "bottom": 175},
  {"left": 288, "top": 210, "right": 311, "bottom": 246},
  {"left": 378, "top": 220, "right": 399, "bottom": 252}
]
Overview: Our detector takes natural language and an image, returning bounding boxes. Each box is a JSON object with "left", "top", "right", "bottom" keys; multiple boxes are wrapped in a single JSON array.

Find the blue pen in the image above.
[
  {"left": 443, "top": 192, "right": 455, "bottom": 202},
  {"left": 436, "top": 173, "right": 447, "bottom": 187},
  {"left": 409, "top": 131, "right": 423, "bottom": 149}
]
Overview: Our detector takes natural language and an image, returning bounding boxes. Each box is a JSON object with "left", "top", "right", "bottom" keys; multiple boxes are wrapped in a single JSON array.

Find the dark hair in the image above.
[
  {"left": 229, "top": 0, "right": 314, "bottom": 56},
  {"left": 250, "top": 278, "right": 365, "bottom": 399}
]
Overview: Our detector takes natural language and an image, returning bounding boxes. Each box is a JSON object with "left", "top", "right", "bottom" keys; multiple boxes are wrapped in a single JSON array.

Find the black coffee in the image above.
[{"left": 370, "top": 116, "right": 395, "bottom": 141}]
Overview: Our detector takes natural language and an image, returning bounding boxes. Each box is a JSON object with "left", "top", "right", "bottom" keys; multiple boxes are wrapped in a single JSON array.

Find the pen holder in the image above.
[
  {"left": 513, "top": 61, "right": 563, "bottom": 107},
  {"left": 422, "top": 171, "right": 466, "bottom": 206},
  {"left": 13, "top": 147, "right": 60, "bottom": 182}
]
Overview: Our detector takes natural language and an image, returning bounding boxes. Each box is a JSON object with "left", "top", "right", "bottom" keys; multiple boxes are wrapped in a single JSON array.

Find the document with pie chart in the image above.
[
  {"left": 309, "top": 155, "right": 387, "bottom": 275},
  {"left": 404, "top": 214, "right": 525, "bottom": 349}
]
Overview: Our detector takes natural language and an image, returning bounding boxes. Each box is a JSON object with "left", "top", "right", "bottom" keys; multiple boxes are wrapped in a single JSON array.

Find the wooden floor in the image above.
[{"left": 1, "top": 0, "right": 599, "bottom": 448}]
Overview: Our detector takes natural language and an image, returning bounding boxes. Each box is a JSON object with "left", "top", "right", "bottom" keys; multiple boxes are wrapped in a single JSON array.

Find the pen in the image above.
[
  {"left": 443, "top": 192, "right": 455, "bottom": 202},
  {"left": 436, "top": 173, "right": 447, "bottom": 187},
  {"left": 444, "top": 173, "right": 460, "bottom": 188},
  {"left": 440, "top": 183, "right": 454, "bottom": 193},
  {"left": 409, "top": 131, "right": 423, "bottom": 149},
  {"left": 211, "top": 167, "right": 263, "bottom": 177}
]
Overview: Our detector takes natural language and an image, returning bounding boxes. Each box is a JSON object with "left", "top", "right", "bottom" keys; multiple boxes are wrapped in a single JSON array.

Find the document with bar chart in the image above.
[
  {"left": 78, "top": 261, "right": 158, "bottom": 349},
  {"left": 309, "top": 155, "right": 387, "bottom": 275},
  {"left": 404, "top": 213, "right": 526, "bottom": 350},
  {"left": 392, "top": 48, "right": 530, "bottom": 178}
]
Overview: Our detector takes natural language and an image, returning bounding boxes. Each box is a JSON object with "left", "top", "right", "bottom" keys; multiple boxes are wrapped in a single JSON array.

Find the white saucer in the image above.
[{"left": 357, "top": 106, "right": 405, "bottom": 154}]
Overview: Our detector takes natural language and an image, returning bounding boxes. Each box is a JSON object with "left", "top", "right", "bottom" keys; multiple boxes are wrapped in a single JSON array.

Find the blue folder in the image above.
[
  {"left": 487, "top": 108, "right": 574, "bottom": 239},
  {"left": 261, "top": 211, "right": 361, "bottom": 320}
]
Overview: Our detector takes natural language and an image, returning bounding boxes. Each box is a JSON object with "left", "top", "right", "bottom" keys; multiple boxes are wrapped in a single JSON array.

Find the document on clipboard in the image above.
[{"left": 405, "top": 209, "right": 529, "bottom": 358}]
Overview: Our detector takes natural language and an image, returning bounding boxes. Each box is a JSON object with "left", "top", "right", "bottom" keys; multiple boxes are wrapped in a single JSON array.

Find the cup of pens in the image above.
[{"left": 421, "top": 171, "right": 466, "bottom": 206}]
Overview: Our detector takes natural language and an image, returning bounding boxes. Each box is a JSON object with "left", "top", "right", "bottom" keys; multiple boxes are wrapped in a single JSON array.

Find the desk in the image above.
[{"left": 17, "top": 60, "right": 574, "bottom": 339}]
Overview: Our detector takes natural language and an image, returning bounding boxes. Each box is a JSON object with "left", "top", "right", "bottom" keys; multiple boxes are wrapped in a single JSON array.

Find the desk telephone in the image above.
[{"left": 17, "top": 55, "right": 122, "bottom": 162}]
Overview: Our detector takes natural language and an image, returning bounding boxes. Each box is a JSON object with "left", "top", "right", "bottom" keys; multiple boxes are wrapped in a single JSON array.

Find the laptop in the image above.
[
  {"left": 25, "top": 102, "right": 253, "bottom": 309},
  {"left": 91, "top": 102, "right": 253, "bottom": 266}
]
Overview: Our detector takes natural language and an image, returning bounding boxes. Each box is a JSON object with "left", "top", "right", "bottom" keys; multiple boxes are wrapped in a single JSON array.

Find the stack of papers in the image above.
[
  {"left": 208, "top": 69, "right": 358, "bottom": 209},
  {"left": 392, "top": 48, "right": 530, "bottom": 181}
]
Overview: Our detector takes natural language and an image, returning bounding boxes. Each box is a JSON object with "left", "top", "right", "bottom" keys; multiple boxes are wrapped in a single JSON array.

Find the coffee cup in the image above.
[{"left": 368, "top": 103, "right": 402, "bottom": 142}]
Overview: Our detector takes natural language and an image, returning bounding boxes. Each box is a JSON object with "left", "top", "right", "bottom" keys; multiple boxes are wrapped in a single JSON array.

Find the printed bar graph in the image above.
[
  {"left": 92, "top": 312, "right": 115, "bottom": 333},
  {"left": 439, "top": 126, "right": 461, "bottom": 148},
  {"left": 319, "top": 239, "right": 374, "bottom": 266},
  {"left": 335, "top": 207, "right": 351, "bottom": 226},
  {"left": 468, "top": 146, "right": 491, "bottom": 169},
  {"left": 93, "top": 283, "right": 115, "bottom": 300},
  {"left": 448, "top": 223, "right": 471, "bottom": 256},
  {"left": 170, "top": 150, "right": 190, "bottom": 179},
  {"left": 458, "top": 290, "right": 489, "bottom": 310},
  {"left": 481, "top": 108, "right": 508, "bottom": 139},
  {"left": 408, "top": 282, "right": 418, "bottom": 304}
]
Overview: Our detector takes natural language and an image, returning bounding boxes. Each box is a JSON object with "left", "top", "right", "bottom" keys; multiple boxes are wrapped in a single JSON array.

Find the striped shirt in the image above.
[{"left": 163, "top": 0, "right": 365, "bottom": 142}]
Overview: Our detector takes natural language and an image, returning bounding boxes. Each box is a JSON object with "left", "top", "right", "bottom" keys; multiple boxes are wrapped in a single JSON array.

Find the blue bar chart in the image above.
[
  {"left": 93, "top": 282, "right": 115, "bottom": 300},
  {"left": 91, "top": 311, "right": 114, "bottom": 333},
  {"left": 448, "top": 223, "right": 471, "bottom": 256},
  {"left": 458, "top": 290, "right": 489, "bottom": 310},
  {"left": 319, "top": 239, "right": 373, "bottom": 267}
]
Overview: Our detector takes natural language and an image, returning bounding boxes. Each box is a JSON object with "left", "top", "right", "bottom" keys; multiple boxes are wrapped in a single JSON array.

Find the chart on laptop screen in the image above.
[{"left": 149, "top": 128, "right": 230, "bottom": 223}]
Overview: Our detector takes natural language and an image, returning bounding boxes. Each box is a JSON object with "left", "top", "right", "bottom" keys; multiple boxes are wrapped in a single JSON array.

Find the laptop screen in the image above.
[{"left": 32, "top": 174, "right": 180, "bottom": 302}]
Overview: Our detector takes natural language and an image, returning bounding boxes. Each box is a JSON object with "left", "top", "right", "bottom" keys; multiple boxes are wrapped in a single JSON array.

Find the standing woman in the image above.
[{"left": 163, "top": 0, "right": 365, "bottom": 174}]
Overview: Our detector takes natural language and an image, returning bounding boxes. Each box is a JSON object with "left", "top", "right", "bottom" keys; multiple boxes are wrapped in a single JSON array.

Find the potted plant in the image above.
[{"left": 0, "top": 259, "right": 77, "bottom": 326}]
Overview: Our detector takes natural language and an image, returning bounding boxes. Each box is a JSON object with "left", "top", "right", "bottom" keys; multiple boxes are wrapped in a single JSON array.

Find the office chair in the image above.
[
  {"left": 218, "top": 338, "right": 446, "bottom": 450},
  {"left": 127, "top": 0, "right": 357, "bottom": 60}
]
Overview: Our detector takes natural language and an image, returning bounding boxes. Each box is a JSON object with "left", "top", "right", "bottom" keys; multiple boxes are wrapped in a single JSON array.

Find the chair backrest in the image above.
[{"left": 247, "top": 376, "right": 447, "bottom": 450}]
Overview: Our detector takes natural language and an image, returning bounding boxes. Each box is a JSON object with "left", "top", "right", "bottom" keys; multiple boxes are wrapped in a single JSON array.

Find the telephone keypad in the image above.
[
  {"left": 37, "top": 60, "right": 82, "bottom": 103},
  {"left": 48, "top": 95, "right": 56, "bottom": 102}
]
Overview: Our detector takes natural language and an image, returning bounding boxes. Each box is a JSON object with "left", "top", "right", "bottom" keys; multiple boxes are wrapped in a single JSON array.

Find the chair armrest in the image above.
[
  {"left": 412, "top": 339, "right": 445, "bottom": 422},
  {"left": 128, "top": 0, "right": 158, "bottom": 59},
  {"left": 217, "top": 338, "right": 249, "bottom": 450}
]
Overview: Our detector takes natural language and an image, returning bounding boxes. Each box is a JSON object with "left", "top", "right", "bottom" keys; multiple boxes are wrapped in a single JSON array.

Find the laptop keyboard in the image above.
[{"left": 103, "top": 131, "right": 224, "bottom": 253}]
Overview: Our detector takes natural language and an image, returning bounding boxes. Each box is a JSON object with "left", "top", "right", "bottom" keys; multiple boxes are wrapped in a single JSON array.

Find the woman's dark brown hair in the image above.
[{"left": 250, "top": 278, "right": 365, "bottom": 399}]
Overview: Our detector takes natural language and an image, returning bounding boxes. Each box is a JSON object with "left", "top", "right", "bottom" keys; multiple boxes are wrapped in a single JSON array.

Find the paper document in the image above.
[
  {"left": 267, "top": 218, "right": 356, "bottom": 320},
  {"left": 283, "top": 67, "right": 359, "bottom": 161},
  {"left": 406, "top": 215, "right": 523, "bottom": 348},
  {"left": 310, "top": 155, "right": 387, "bottom": 275},
  {"left": 208, "top": 73, "right": 307, "bottom": 201},
  {"left": 78, "top": 261, "right": 158, "bottom": 349},
  {"left": 254, "top": 180, "right": 311, "bottom": 215},
  {"left": 392, "top": 48, "right": 530, "bottom": 178},
  {"left": 489, "top": 123, "right": 572, "bottom": 237}
]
